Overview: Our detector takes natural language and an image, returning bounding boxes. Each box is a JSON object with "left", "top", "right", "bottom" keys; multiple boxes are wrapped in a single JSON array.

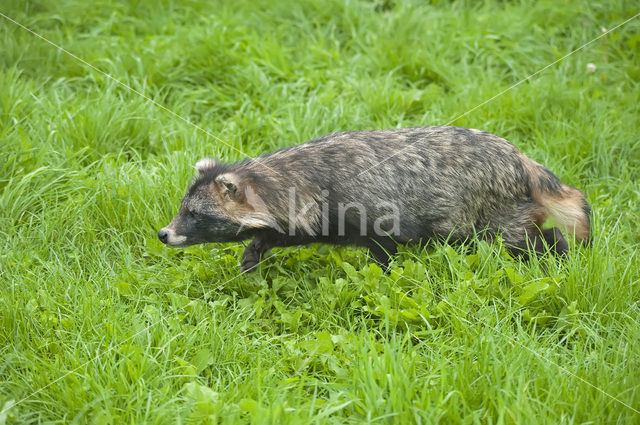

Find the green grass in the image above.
[{"left": 1, "top": 0, "right": 639, "bottom": 423}]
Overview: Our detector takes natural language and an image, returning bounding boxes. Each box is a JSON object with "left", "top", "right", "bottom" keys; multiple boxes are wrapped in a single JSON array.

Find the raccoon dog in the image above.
[{"left": 158, "top": 126, "right": 590, "bottom": 272}]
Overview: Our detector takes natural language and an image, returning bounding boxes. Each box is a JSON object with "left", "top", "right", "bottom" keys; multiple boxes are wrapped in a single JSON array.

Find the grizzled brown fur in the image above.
[{"left": 158, "top": 126, "right": 591, "bottom": 272}]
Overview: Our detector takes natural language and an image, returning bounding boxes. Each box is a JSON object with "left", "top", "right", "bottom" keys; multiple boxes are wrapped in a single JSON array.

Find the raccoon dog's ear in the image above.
[
  {"left": 195, "top": 158, "right": 217, "bottom": 174},
  {"left": 215, "top": 173, "right": 239, "bottom": 196}
]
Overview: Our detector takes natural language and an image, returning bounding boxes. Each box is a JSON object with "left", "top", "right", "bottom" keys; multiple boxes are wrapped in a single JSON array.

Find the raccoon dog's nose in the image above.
[{"left": 158, "top": 229, "right": 168, "bottom": 244}]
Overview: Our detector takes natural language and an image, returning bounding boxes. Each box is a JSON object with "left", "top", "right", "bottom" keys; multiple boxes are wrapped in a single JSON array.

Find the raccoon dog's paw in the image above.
[
  {"left": 240, "top": 255, "right": 260, "bottom": 273},
  {"left": 240, "top": 244, "right": 262, "bottom": 273}
]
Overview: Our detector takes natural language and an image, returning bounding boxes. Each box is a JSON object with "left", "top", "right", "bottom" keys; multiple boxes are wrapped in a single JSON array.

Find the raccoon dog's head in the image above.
[{"left": 158, "top": 158, "right": 277, "bottom": 247}]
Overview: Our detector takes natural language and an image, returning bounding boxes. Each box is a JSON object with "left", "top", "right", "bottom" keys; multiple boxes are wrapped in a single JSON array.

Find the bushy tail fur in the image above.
[{"left": 521, "top": 154, "right": 591, "bottom": 243}]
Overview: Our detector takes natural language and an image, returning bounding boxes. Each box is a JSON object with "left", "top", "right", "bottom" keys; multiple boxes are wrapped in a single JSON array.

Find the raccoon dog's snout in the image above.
[
  {"left": 157, "top": 226, "right": 188, "bottom": 246},
  {"left": 157, "top": 229, "right": 168, "bottom": 244}
]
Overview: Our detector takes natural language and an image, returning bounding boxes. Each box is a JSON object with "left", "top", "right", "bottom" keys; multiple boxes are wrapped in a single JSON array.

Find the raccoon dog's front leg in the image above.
[
  {"left": 364, "top": 237, "right": 398, "bottom": 270},
  {"left": 240, "top": 236, "right": 274, "bottom": 273}
]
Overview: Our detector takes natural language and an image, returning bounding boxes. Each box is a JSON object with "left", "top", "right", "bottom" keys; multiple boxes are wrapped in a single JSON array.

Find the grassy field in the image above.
[{"left": 1, "top": 0, "right": 639, "bottom": 423}]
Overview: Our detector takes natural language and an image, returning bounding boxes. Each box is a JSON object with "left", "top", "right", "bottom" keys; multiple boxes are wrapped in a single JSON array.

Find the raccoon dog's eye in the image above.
[{"left": 189, "top": 210, "right": 200, "bottom": 220}]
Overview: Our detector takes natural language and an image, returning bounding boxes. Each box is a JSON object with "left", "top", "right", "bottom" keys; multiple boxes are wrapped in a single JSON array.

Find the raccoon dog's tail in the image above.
[{"left": 521, "top": 154, "right": 591, "bottom": 244}]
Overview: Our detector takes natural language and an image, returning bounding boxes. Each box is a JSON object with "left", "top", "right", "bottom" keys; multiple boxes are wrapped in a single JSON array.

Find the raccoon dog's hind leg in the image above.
[
  {"left": 539, "top": 227, "right": 569, "bottom": 256},
  {"left": 489, "top": 201, "right": 568, "bottom": 258}
]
